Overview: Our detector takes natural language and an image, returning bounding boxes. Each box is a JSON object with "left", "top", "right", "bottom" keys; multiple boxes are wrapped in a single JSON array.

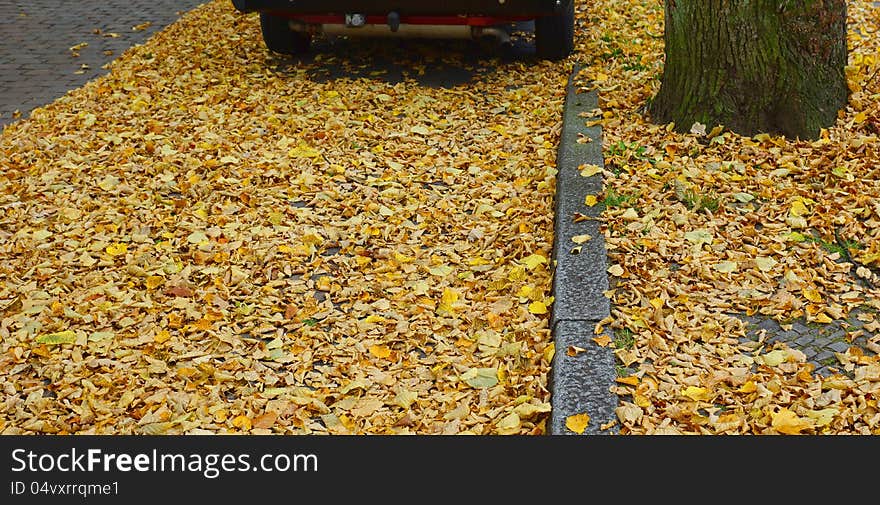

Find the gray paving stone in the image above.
[
  {"left": 796, "top": 334, "right": 816, "bottom": 346},
  {"left": 549, "top": 320, "right": 618, "bottom": 435},
  {"left": 815, "top": 350, "right": 835, "bottom": 363},
  {"left": 737, "top": 306, "right": 878, "bottom": 378},
  {"left": 829, "top": 341, "right": 850, "bottom": 353},
  {"left": 792, "top": 322, "right": 810, "bottom": 334},
  {"left": 0, "top": 0, "right": 207, "bottom": 128}
]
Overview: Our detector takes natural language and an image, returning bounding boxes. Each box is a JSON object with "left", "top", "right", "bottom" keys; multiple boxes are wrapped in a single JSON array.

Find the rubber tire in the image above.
[
  {"left": 259, "top": 13, "right": 311, "bottom": 55},
  {"left": 534, "top": 0, "right": 575, "bottom": 61}
]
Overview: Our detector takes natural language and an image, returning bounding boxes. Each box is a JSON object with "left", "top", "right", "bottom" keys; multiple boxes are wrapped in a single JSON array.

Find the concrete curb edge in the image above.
[{"left": 547, "top": 64, "right": 619, "bottom": 435}]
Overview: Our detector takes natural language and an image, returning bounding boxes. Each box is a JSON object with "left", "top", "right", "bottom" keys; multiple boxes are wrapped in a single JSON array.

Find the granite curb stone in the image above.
[{"left": 548, "top": 64, "right": 618, "bottom": 435}]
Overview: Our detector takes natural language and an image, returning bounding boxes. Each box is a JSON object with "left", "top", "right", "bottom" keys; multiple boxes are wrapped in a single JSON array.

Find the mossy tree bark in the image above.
[{"left": 648, "top": 0, "right": 848, "bottom": 140}]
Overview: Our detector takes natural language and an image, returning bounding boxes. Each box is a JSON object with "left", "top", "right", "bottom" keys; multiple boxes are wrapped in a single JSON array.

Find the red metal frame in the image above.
[{"left": 285, "top": 14, "right": 536, "bottom": 26}]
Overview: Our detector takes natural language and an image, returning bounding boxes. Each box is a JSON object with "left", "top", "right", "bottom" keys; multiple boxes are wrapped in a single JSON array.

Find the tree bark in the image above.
[{"left": 648, "top": 0, "right": 848, "bottom": 140}]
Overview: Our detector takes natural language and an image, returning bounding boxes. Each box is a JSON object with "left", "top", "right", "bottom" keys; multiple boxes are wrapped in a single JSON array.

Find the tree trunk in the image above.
[{"left": 648, "top": 0, "right": 848, "bottom": 140}]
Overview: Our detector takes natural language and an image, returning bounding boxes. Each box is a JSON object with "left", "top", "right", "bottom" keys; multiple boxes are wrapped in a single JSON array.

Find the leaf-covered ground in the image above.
[
  {"left": 3, "top": 0, "right": 879, "bottom": 436},
  {"left": 577, "top": 0, "right": 880, "bottom": 434},
  {"left": 0, "top": 1, "right": 567, "bottom": 434}
]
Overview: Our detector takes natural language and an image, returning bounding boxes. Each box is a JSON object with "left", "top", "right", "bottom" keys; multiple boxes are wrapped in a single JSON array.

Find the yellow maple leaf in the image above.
[
  {"left": 579, "top": 163, "right": 602, "bottom": 177},
  {"left": 565, "top": 412, "right": 590, "bottom": 434},
  {"left": 145, "top": 275, "right": 164, "bottom": 290},
  {"left": 232, "top": 415, "right": 252, "bottom": 431},
  {"left": 859, "top": 252, "right": 880, "bottom": 265},
  {"left": 771, "top": 408, "right": 813, "bottom": 434},
  {"left": 738, "top": 381, "right": 757, "bottom": 393},
  {"left": 392, "top": 252, "right": 414, "bottom": 264},
  {"left": 315, "top": 276, "right": 332, "bottom": 291},
  {"left": 105, "top": 243, "right": 128, "bottom": 256},
  {"left": 714, "top": 261, "right": 738, "bottom": 273},
  {"left": 592, "top": 335, "right": 612, "bottom": 347},
  {"left": 288, "top": 143, "right": 321, "bottom": 158},
  {"left": 507, "top": 266, "right": 526, "bottom": 281},
  {"left": 438, "top": 288, "right": 459, "bottom": 314},
  {"left": 682, "top": 386, "right": 712, "bottom": 401},
  {"left": 528, "top": 301, "right": 548, "bottom": 314},
  {"left": 804, "top": 408, "right": 838, "bottom": 427},
  {"left": 543, "top": 342, "right": 555, "bottom": 363},
  {"left": 634, "top": 393, "right": 651, "bottom": 408},
  {"left": 520, "top": 254, "right": 547, "bottom": 270},
  {"left": 516, "top": 285, "right": 534, "bottom": 298},
  {"left": 35, "top": 330, "right": 77, "bottom": 345},
  {"left": 789, "top": 198, "right": 811, "bottom": 217},
  {"left": 803, "top": 288, "right": 823, "bottom": 303},
  {"left": 154, "top": 330, "right": 171, "bottom": 344},
  {"left": 368, "top": 345, "right": 391, "bottom": 359},
  {"left": 759, "top": 350, "right": 788, "bottom": 366}
]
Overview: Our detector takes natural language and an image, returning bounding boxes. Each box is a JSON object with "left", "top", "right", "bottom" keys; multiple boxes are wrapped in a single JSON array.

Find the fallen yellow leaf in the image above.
[
  {"left": 682, "top": 386, "right": 712, "bottom": 402},
  {"left": 592, "top": 335, "right": 612, "bottom": 347},
  {"left": 369, "top": 344, "right": 392, "bottom": 359},
  {"left": 520, "top": 254, "right": 548, "bottom": 270},
  {"left": 771, "top": 408, "right": 813, "bottom": 435},
  {"left": 579, "top": 163, "right": 602, "bottom": 177},
  {"left": 145, "top": 275, "right": 164, "bottom": 290},
  {"left": 232, "top": 415, "right": 252, "bottom": 431},
  {"left": 528, "top": 301, "right": 548, "bottom": 314},
  {"left": 565, "top": 412, "right": 590, "bottom": 434},
  {"left": 803, "top": 288, "right": 823, "bottom": 303},
  {"left": 105, "top": 243, "right": 128, "bottom": 256}
]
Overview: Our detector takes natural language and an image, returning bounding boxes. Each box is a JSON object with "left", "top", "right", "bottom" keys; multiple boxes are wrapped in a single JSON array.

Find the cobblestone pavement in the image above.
[
  {"left": 737, "top": 307, "right": 879, "bottom": 378},
  {"left": 733, "top": 256, "right": 879, "bottom": 378},
  {"left": 0, "top": 0, "right": 207, "bottom": 129}
]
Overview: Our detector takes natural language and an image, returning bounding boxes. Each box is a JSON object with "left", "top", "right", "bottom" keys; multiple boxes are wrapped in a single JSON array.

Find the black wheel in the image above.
[
  {"left": 259, "top": 13, "right": 311, "bottom": 55},
  {"left": 534, "top": 0, "right": 574, "bottom": 61}
]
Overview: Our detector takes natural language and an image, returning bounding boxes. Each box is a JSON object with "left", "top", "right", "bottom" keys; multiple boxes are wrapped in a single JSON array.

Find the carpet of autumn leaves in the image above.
[
  {"left": 2, "top": 0, "right": 880, "bottom": 436},
  {"left": 0, "top": 0, "right": 566, "bottom": 435},
  {"left": 577, "top": 0, "right": 880, "bottom": 434}
]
